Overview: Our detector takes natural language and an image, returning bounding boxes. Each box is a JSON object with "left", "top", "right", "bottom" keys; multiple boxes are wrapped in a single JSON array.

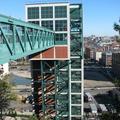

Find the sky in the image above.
[{"left": 0, "top": 0, "right": 120, "bottom": 37}]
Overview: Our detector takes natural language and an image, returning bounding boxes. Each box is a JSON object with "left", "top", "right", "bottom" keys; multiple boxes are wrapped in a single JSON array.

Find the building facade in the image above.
[
  {"left": 93, "top": 51, "right": 102, "bottom": 62},
  {"left": 85, "top": 47, "right": 102, "bottom": 59},
  {"left": 26, "top": 2, "right": 84, "bottom": 120},
  {"left": 102, "top": 52, "right": 112, "bottom": 67},
  {"left": 112, "top": 52, "right": 120, "bottom": 76},
  {"left": 0, "top": 63, "right": 9, "bottom": 78}
]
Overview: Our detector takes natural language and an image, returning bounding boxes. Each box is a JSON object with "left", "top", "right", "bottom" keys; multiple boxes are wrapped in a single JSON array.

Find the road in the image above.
[
  {"left": 84, "top": 68, "right": 114, "bottom": 88},
  {"left": 85, "top": 87, "right": 112, "bottom": 96},
  {"left": 84, "top": 64, "right": 115, "bottom": 118}
]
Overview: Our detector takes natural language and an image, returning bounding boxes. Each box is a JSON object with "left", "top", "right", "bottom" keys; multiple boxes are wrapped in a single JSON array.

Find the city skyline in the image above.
[{"left": 0, "top": 0, "right": 119, "bottom": 36}]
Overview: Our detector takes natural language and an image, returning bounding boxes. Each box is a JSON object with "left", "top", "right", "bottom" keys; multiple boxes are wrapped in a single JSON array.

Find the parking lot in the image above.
[{"left": 84, "top": 66, "right": 116, "bottom": 119}]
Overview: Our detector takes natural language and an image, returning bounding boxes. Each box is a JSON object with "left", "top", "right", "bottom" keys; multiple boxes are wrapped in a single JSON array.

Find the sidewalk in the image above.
[
  {"left": 10, "top": 70, "right": 31, "bottom": 79},
  {"left": 3, "top": 116, "right": 22, "bottom": 120}
]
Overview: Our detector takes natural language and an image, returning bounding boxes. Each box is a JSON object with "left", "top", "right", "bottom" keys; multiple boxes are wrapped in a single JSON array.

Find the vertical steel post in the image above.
[
  {"left": 41, "top": 61, "right": 45, "bottom": 119},
  {"left": 12, "top": 25, "right": 16, "bottom": 55},
  {"left": 24, "top": 27, "right": 27, "bottom": 52}
]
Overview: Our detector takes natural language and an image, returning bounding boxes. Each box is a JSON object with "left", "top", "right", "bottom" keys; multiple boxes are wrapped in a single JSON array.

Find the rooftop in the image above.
[{"left": 26, "top": 0, "right": 81, "bottom": 5}]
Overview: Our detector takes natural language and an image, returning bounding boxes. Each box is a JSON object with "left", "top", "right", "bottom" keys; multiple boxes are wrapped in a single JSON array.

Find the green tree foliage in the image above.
[
  {"left": 114, "top": 22, "right": 120, "bottom": 33},
  {"left": 100, "top": 112, "right": 120, "bottom": 120},
  {"left": 115, "top": 36, "right": 120, "bottom": 42},
  {"left": 114, "top": 76, "right": 120, "bottom": 88},
  {"left": 114, "top": 22, "right": 120, "bottom": 42},
  {"left": 29, "top": 115, "right": 39, "bottom": 120},
  {"left": 0, "top": 74, "right": 17, "bottom": 120}
]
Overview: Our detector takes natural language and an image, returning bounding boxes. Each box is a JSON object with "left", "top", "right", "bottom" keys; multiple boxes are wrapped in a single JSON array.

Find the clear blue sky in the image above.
[{"left": 0, "top": 0, "right": 120, "bottom": 37}]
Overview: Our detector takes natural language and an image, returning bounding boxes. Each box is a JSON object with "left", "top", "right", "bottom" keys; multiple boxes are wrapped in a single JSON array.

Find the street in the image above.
[{"left": 84, "top": 63, "right": 115, "bottom": 119}]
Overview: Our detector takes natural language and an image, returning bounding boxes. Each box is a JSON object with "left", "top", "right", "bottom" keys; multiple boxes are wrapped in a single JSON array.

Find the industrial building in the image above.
[{"left": 26, "top": 1, "right": 84, "bottom": 120}]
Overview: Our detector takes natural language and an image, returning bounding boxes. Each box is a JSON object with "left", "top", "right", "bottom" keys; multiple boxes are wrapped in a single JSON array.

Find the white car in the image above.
[{"left": 91, "top": 87, "right": 100, "bottom": 90}]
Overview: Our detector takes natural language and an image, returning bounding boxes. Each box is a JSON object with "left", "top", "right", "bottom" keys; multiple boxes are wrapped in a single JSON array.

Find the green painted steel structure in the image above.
[
  {"left": 0, "top": 14, "right": 54, "bottom": 65},
  {"left": 29, "top": 3, "right": 84, "bottom": 120},
  {"left": 70, "top": 4, "right": 84, "bottom": 120}
]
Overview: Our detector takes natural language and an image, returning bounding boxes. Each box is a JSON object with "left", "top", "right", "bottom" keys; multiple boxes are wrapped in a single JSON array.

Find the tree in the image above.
[
  {"left": 100, "top": 112, "right": 120, "bottom": 120},
  {"left": 114, "top": 22, "right": 120, "bottom": 41},
  {"left": 29, "top": 115, "right": 39, "bottom": 120},
  {"left": 114, "top": 76, "right": 120, "bottom": 89},
  {"left": 114, "top": 22, "right": 120, "bottom": 33},
  {"left": 0, "top": 74, "right": 16, "bottom": 120}
]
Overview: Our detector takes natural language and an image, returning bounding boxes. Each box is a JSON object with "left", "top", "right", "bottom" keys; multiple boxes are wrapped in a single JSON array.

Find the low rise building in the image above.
[
  {"left": 101, "top": 51, "right": 112, "bottom": 67},
  {"left": 112, "top": 52, "right": 120, "bottom": 76},
  {"left": 85, "top": 47, "right": 102, "bottom": 59},
  {"left": 93, "top": 51, "right": 102, "bottom": 62},
  {"left": 0, "top": 63, "right": 9, "bottom": 79}
]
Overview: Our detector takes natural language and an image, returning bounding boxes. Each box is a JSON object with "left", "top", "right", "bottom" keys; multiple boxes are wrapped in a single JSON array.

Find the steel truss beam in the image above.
[
  {"left": 0, "top": 14, "right": 54, "bottom": 64},
  {"left": 31, "top": 60, "right": 70, "bottom": 120}
]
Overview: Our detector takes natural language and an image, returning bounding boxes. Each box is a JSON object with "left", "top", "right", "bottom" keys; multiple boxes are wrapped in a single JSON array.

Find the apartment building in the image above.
[
  {"left": 93, "top": 51, "right": 102, "bottom": 62},
  {"left": 85, "top": 47, "right": 102, "bottom": 59},
  {"left": 101, "top": 52, "right": 112, "bottom": 67},
  {"left": 112, "top": 52, "right": 120, "bottom": 76}
]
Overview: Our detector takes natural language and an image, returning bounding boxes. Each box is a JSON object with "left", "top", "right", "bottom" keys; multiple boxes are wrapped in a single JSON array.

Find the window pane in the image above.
[
  {"left": 55, "top": 6, "right": 67, "bottom": 18},
  {"left": 55, "top": 20, "right": 67, "bottom": 31},
  {"left": 28, "top": 7, "right": 39, "bottom": 19},
  {"left": 41, "top": 7, "right": 53, "bottom": 18},
  {"left": 71, "top": 21, "right": 80, "bottom": 32},
  {"left": 71, "top": 95, "right": 81, "bottom": 104},
  {"left": 28, "top": 21, "right": 39, "bottom": 25},
  {"left": 71, "top": 71, "right": 81, "bottom": 81},
  {"left": 72, "top": 106, "right": 81, "bottom": 115},
  {"left": 41, "top": 21, "right": 53, "bottom": 30},
  {"left": 55, "top": 33, "right": 67, "bottom": 45},
  {"left": 71, "top": 83, "right": 81, "bottom": 93},
  {"left": 70, "top": 8, "right": 80, "bottom": 19}
]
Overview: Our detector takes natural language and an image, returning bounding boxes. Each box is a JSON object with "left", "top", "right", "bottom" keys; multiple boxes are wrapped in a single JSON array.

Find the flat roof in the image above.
[{"left": 26, "top": 0, "right": 81, "bottom": 5}]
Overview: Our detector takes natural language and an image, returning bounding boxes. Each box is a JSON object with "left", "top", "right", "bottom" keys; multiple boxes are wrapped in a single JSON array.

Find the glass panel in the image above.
[
  {"left": 28, "top": 21, "right": 39, "bottom": 25},
  {"left": 71, "top": 95, "right": 81, "bottom": 104},
  {"left": 55, "top": 6, "right": 67, "bottom": 18},
  {"left": 71, "top": 21, "right": 80, "bottom": 32},
  {"left": 57, "top": 82, "right": 68, "bottom": 93},
  {"left": 28, "top": 7, "right": 39, "bottom": 19},
  {"left": 55, "top": 20, "right": 67, "bottom": 31},
  {"left": 41, "top": 21, "right": 53, "bottom": 30},
  {"left": 71, "top": 58, "right": 81, "bottom": 69},
  {"left": 71, "top": 83, "right": 81, "bottom": 93},
  {"left": 58, "top": 94, "right": 68, "bottom": 103},
  {"left": 71, "top": 34, "right": 81, "bottom": 44},
  {"left": 58, "top": 71, "right": 68, "bottom": 81},
  {"left": 71, "top": 46, "right": 81, "bottom": 56},
  {"left": 59, "top": 117, "right": 68, "bottom": 120},
  {"left": 41, "top": 7, "right": 53, "bottom": 18},
  {"left": 71, "top": 71, "right": 81, "bottom": 81},
  {"left": 72, "top": 117, "right": 81, "bottom": 120},
  {"left": 70, "top": 7, "right": 80, "bottom": 19},
  {"left": 55, "top": 33, "right": 67, "bottom": 45},
  {"left": 71, "top": 106, "right": 81, "bottom": 115}
]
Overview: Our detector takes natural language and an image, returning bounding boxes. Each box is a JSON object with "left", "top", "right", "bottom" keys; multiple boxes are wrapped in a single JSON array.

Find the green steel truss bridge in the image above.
[{"left": 0, "top": 14, "right": 54, "bottom": 65}]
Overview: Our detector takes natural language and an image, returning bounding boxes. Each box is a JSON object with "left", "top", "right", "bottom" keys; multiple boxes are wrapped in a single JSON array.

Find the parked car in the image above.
[
  {"left": 91, "top": 87, "right": 100, "bottom": 90},
  {"left": 105, "top": 104, "right": 117, "bottom": 113}
]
